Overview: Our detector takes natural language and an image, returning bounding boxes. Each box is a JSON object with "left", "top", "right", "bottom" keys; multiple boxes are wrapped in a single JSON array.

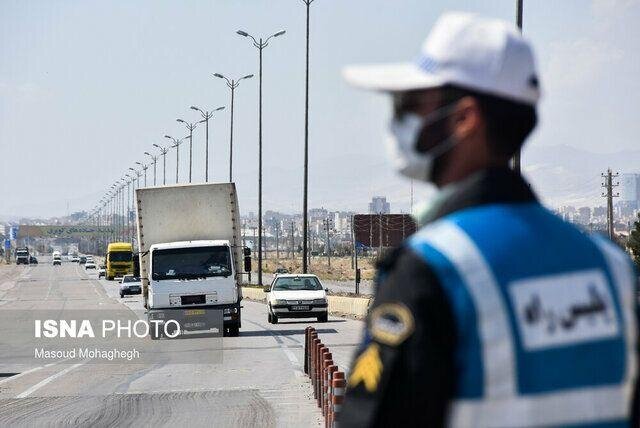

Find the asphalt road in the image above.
[{"left": 0, "top": 260, "right": 364, "bottom": 427}]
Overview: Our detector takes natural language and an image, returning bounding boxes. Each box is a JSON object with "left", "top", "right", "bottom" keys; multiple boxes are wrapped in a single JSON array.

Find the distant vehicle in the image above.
[
  {"left": 29, "top": 256, "right": 38, "bottom": 264},
  {"left": 120, "top": 275, "right": 142, "bottom": 298},
  {"left": 137, "top": 183, "right": 250, "bottom": 337},
  {"left": 98, "top": 265, "right": 106, "bottom": 278},
  {"left": 106, "top": 242, "right": 133, "bottom": 280},
  {"left": 78, "top": 256, "right": 86, "bottom": 264},
  {"left": 264, "top": 274, "right": 329, "bottom": 324},
  {"left": 86, "top": 256, "right": 94, "bottom": 263},
  {"left": 52, "top": 251, "right": 62, "bottom": 266},
  {"left": 71, "top": 256, "right": 80, "bottom": 263},
  {"left": 15, "top": 247, "right": 30, "bottom": 265},
  {"left": 274, "top": 267, "right": 289, "bottom": 275},
  {"left": 85, "top": 261, "right": 96, "bottom": 270}
]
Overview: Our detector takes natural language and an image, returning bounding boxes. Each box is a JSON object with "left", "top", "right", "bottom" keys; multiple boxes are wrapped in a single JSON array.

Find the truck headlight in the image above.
[
  {"left": 274, "top": 299, "right": 287, "bottom": 305},
  {"left": 169, "top": 296, "right": 181, "bottom": 306},
  {"left": 223, "top": 307, "right": 238, "bottom": 314},
  {"left": 313, "top": 299, "right": 327, "bottom": 305}
]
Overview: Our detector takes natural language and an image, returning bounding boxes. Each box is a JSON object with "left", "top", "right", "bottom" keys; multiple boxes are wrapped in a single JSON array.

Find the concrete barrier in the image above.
[{"left": 241, "top": 286, "right": 371, "bottom": 318}]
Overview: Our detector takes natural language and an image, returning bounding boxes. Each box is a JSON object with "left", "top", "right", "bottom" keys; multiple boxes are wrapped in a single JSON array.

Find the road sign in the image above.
[
  {"left": 9, "top": 226, "right": 19, "bottom": 240},
  {"left": 4, "top": 239, "right": 10, "bottom": 250}
]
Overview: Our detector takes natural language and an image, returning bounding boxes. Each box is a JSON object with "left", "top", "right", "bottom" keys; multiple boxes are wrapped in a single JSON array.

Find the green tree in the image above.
[{"left": 627, "top": 213, "right": 640, "bottom": 268}]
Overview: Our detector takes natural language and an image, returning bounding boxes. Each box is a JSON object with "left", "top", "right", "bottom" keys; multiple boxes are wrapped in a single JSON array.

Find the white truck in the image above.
[{"left": 135, "top": 183, "right": 250, "bottom": 337}]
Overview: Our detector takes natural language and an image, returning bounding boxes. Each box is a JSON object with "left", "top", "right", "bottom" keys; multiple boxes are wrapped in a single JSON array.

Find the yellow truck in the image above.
[{"left": 106, "top": 242, "right": 133, "bottom": 280}]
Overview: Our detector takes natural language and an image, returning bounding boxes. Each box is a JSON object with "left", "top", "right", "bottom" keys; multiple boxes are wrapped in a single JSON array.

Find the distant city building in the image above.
[
  {"left": 617, "top": 173, "right": 640, "bottom": 210},
  {"left": 577, "top": 207, "right": 591, "bottom": 224},
  {"left": 369, "top": 196, "right": 390, "bottom": 214}
]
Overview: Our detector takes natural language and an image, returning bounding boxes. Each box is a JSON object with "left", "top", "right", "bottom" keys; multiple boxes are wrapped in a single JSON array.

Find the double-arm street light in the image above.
[
  {"left": 152, "top": 143, "right": 169, "bottom": 185},
  {"left": 212, "top": 73, "right": 253, "bottom": 182},
  {"left": 164, "top": 135, "right": 183, "bottom": 184},
  {"left": 190, "top": 105, "right": 225, "bottom": 182},
  {"left": 236, "top": 28, "right": 286, "bottom": 286},
  {"left": 176, "top": 120, "right": 197, "bottom": 183},
  {"left": 135, "top": 161, "right": 149, "bottom": 187},
  {"left": 144, "top": 151, "right": 158, "bottom": 186}
]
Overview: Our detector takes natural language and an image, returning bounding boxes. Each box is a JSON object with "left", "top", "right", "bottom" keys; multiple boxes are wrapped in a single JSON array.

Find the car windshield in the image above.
[
  {"left": 152, "top": 246, "right": 232, "bottom": 280},
  {"left": 273, "top": 276, "right": 322, "bottom": 291},
  {"left": 109, "top": 251, "right": 132, "bottom": 262},
  {"left": 122, "top": 276, "right": 139, "bottom": 283}
]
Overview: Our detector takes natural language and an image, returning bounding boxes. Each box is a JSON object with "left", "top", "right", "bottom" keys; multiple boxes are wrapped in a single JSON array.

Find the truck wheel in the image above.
[
  {"left": 267, "top": 312, "right": 273, "bottom": 324},
  {"left": 120, "top": 292, "right": 124, "bottom": 298},
  {"left": 272, "top": 315, "right": 278, "bottom": 324},
  {"left": 317, "top": 313, "right": 328, "bottom": 323},
  {"left": 225, "top": 325, "right": 240, "bottom": 337}
]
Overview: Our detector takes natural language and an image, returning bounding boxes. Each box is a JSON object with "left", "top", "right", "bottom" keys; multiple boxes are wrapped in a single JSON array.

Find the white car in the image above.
[
  {"left": 120, "top": 275, "right": 142, "bottom": 298},
  {"left": 98, "top": 266, "right": 106, "bottom": 278},
  {"left": 85, "top": 261, "right": 96, "bottom": 270},
  {"left": 265, "top": 274, "right": 328, "bottom": 324}
]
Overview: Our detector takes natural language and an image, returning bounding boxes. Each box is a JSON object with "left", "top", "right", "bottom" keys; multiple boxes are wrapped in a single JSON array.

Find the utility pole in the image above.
[
  {"left": 301, "top": 0, "right": 316, "bottom": 275},
  {"left": 290, "top": 221, "right": 295, "bottom": 259},
  {"left": 275, "top": 222, "right": 280, "bottom": 260},
  {"left": 350, "top": 214, "right": 355, "bottom": 269},
  {"left": 512, "top": 0, "right": 524, "bottom": 174},
  {"left": 325, "top": 217, "right": 331, "bottom": 267},
  {"left": 602, "top": 168, "right": 619, "bottom": 240},
  {"left": 378, "top": 212, "right": 383, "bottom": 258}
]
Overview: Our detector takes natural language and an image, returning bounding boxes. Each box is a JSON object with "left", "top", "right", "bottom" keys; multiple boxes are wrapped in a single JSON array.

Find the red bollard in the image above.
[
  {"left": 315, "top": 345, "right": 326, "bottom": 400},
  {"left": 325, "top": 365, "right": 338, "bottom": 428},
  {"left": 304, "top": 327, "right": 310, "bottom": 374},
  {"left": 321, "top": 354, "right": 333, "bottom": 413},
  {"left": 317, "top": 348, "right": 330, "bottom": 407},
  {"left": 311, "top": 338, "right": 320, "bottom": 386},
  {"left": 309, "top": 332, "right": 318, "bottom": 377},
  {"left": 331, "top": 372, "right": 346, "bottom": 427}
]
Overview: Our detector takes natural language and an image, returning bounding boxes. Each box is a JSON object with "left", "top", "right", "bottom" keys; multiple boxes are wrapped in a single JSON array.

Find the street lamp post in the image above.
[
  {"left": 190, "top": 105, "right": 225, "bottom": 182},
  {"left": 164, "top": 135, "right": 183, "bottom": 184},
  {"left": 237, "top": 28, "right": 286, "bottom": 286},
  {"left": 145, "top": 151, "right": 158, "bottom": 186},
  {"left": 301, "top": 0, "right": 316, "bottom": 273},
  {"left": 176, "top": 120, "right": 197, "bottom": 183},
  {"left": 135, "top": 162, "right": 148, "bottom": 187},
  {"left": 153, "top": 144, "right": 169, "bottom": 185},
  {"left": 212, "top": 73, "right": 253, "bottom": 182}
]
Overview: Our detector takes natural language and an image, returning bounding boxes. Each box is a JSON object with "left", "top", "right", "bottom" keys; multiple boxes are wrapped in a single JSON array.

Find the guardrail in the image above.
[{"left": 304, "top": 326, "right": 346, "bottom": 427}]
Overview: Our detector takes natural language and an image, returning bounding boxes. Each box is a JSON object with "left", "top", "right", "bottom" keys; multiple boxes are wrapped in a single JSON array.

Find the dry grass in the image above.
[{"left": 257, "top": 256, "right": 377, "bottom": 282}]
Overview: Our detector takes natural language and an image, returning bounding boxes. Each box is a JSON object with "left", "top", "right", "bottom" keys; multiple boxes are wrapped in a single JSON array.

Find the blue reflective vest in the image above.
[{"left": 408, "top": 202, "right": 637, "bottom": 428}]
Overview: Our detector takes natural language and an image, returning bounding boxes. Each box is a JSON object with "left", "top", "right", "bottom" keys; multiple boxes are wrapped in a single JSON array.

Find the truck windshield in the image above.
[
  {"left": 152, "top": 246, "right": 232, "bottom": 280},
  {"left": 109, "top": 252, "right": 132, "bottom": 262}
]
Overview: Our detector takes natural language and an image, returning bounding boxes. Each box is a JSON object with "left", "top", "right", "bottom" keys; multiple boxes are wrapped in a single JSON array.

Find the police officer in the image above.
[{"left": 339, "top": 12, "right": 638, "bottom": 427}]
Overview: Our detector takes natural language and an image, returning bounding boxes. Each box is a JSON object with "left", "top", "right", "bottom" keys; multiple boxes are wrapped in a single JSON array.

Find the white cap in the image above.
[{"left": 343, "top": 12, "right": 540, "bottom": 105}]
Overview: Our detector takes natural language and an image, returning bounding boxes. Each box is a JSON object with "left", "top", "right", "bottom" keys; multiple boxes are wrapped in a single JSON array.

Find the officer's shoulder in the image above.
[{"left": 375, "top": 242, "right": 448, "bottom": 303}]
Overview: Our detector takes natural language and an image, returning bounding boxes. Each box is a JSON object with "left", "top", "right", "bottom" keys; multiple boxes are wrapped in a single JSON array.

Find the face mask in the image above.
[{"left": 386, "top": 102, "right": 459, "bottom": 182}]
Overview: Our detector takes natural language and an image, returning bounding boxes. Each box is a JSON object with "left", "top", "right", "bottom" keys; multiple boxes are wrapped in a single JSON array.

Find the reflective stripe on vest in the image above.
[{"left": 409, "top": 206, "right": 637, "bottom": 428}]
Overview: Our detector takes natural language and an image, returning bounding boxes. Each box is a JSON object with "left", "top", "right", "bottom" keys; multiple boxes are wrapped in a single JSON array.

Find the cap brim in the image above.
[{"left": 342, "top": 62, "right": 444, "bottom": 92}]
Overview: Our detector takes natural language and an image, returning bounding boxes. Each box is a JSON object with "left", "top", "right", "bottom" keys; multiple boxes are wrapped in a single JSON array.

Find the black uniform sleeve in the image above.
[{"left": 338, "top": 248, "right": 457, "bottom": 428}]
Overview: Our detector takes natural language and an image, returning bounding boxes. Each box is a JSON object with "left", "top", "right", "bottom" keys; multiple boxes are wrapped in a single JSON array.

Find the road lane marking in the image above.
[
  {"left": 244, "top": 319, "right": 303, "bottom": 377},
  {"left": 15, "top": 362, "right": 85, "bottom": 398},
  {"left": 0, "top": 364, "right": 55, "bottom": 386}
]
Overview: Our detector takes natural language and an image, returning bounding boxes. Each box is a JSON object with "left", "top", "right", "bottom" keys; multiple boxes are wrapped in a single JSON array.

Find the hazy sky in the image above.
[{"left": 1, "top": 0, "right": 639, "bottom": 218}]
